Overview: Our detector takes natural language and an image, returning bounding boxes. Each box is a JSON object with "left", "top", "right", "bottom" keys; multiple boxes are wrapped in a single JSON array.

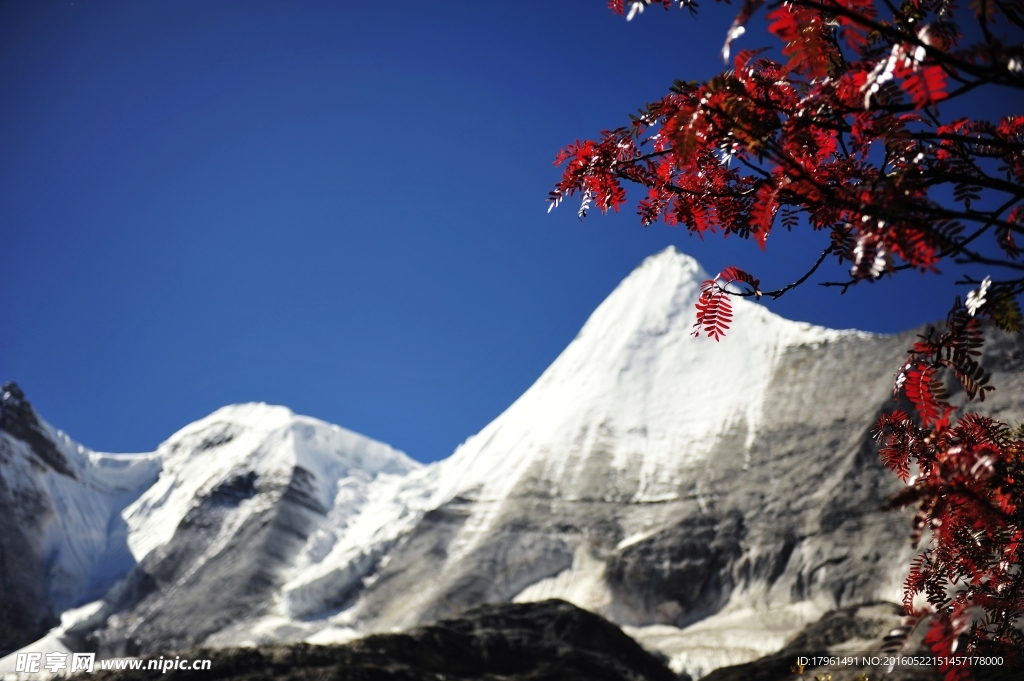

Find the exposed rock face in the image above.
[
  {"left": 0, "top": 385, "right": 54, "bottom": 653},
  {"left": 0, "top": 382, "right": 161, "bottom": 655},
  {"left": 90, "top": 600, "right": 685, "bottom": 681},
  {"left": 0, "top": 383, "right": 76, "bottom": 479},
  {"left": 89, "top": 470, "right": 326, "bottom": 656}
]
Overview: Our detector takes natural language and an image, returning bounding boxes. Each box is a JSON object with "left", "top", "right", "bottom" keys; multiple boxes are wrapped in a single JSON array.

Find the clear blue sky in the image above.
[{"left": 0, "top": 1, "right": 1007, "bottom": 461}]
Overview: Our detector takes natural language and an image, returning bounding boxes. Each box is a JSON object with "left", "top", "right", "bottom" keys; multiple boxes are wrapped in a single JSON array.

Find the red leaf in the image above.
[
  {"left": 903, "top": 364, "right": 953, "bottom": 429},
  {"left": 750, "top": 184, "right": 778, "bottom": 250},
  {"left": 900, "top": 64, "right": 949, "bottom": 107},
  {"left": 720, "top": 265, "right": 762, "bottom": 296},
  {"left": 692, "top": 279, "right": 733, "bottom": 341},
  {"left": 766, "top": 4, "right": 835, "bottom": 78}
]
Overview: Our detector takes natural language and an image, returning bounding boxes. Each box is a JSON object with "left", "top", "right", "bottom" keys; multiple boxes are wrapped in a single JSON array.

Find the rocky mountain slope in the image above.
[
  {"left": 3, "top": 247, "right": 1023, "bottom": 678},
  {"left": 0, "top": 383, "right": 160, "bottom": 655}
]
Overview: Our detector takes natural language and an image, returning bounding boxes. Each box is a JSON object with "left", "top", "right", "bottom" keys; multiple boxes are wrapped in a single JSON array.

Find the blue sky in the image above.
[{"left": 0, "top": 1, "right": 1008, "bottom": 461}]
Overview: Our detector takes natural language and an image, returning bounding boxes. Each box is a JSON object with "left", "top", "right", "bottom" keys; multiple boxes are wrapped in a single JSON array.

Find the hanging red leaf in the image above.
[{"left": 692, "top": 279, "right": 734, "bottom": 341}]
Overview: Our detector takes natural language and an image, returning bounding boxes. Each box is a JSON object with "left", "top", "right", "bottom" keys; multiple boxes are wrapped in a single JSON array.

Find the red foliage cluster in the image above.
[
  {"left": 552, "top": 1, "right": 1024, "bottom": 676},
  {"left": 873, "top": 297, "right": 1024, "bottom": 673}
]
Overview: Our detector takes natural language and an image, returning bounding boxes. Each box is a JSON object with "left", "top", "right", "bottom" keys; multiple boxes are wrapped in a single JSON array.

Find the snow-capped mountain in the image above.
[
  {"left": 0, "top": 387, "right": 418, "bottom": 659},
  {"left": 84, "top": 403, "right": 420, "bottom": 656},
  {"left": 244, "top": 246, "right": 927, "bottom": 674},
  {"left": 4, "top": 247, "right": 1023, "bottom": 678}
]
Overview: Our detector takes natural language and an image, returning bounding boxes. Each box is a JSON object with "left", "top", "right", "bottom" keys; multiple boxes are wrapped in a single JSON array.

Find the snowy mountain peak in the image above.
[
  {"left": 122, "top": 402, "right": 419, "bottom": 563},
  {"left": 569, "top": 246, "right": 706, "bottom": 354},
  {"left": 430, "top": 247, "right": 850, "bottom": 510},
  {"left": 169, "top": 402, "right": 299, "bottom": 438}
]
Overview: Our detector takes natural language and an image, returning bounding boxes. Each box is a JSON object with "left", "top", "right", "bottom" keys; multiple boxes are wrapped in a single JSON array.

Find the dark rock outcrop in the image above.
[
  {"left": 0, "top": 382, "right": 65, "bottom": 654},
  {"left": 0, "top": 382, "right": 75, "bottom": 479},
  {"left": 91, "top": 600, "right": 685, "bottom": 681}
]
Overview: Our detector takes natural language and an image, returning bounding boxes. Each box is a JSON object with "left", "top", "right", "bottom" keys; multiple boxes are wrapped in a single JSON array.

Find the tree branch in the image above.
[{"left": 714, "top": 245, "right": 835, "bottom": 300}]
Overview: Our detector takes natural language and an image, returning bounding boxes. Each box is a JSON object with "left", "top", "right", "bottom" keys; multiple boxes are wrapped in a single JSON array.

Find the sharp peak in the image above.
[
  {"left": 600, "top": 246, "right": 708, "bottom": 308},
  {"left": 649, "top": 244, "right": 682, "bottom": 259},
  {"left": 0, "top": 381, "right": 37, "bottom": 430},
  {"left": 0, "top": 381, "right": 80, "bottom": 478},
  {"left": 634, "top": 245, "right": 707, "bottom": 279},
  {"left": 570, "top": 245, "right": 855, "bottom": 354}
]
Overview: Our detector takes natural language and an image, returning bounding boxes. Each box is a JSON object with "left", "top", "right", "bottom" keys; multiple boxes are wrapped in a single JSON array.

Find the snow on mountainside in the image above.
[
  {"left": 429, "top": 245, "right": 850, "bottom": 508},
  {"left": 5, "top": 247, "right": 1024, "bottom": 679},
  {"left": 258, "top": 247, "right": 853, "bottom": 634},
  {"left": 84, "top": 403, "right": 420, "bottom": 656},
  {"left": 193, "top": 247, "right": 937, "bottom": 673},
  {"left": 122, "top": 402, "right": 418, "bottom": 565},
  {"left": 282, "top": 246, "right": 926, "bottom": 673},
  {"left": 252, "top": 247, "right": 1018, "bottom": 675}
]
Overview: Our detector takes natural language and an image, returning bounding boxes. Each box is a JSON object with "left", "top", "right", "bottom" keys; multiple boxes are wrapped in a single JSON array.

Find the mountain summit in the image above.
[
  {"left": 426, "top": 246, "right": 850, "bottom": 507},
  {"left": 3, "top": 248, "right": 1023, "bottom": 678}
]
